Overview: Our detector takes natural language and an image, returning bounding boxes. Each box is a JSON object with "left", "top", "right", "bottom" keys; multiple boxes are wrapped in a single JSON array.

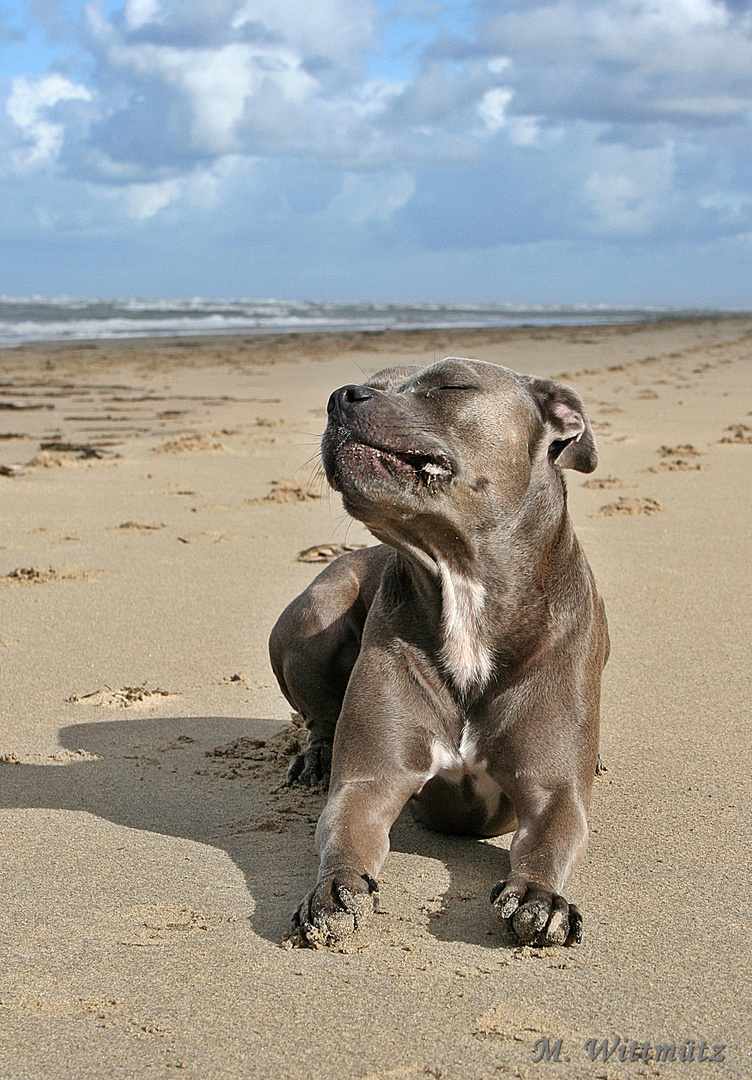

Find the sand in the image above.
[{"left": 1, "top": 318, "right": 751, "bottom": 1079}]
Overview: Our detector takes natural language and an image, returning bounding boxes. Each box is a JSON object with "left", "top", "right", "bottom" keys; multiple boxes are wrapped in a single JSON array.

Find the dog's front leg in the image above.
[
  {"left": 291, "top": 637, "right": 435, "bottom": 948},
  {"left": 292, "top": 772, "right": 419, "bottom": 947},
  {"left": 491, "top": 785, "right": 590, "bottom": 947}
]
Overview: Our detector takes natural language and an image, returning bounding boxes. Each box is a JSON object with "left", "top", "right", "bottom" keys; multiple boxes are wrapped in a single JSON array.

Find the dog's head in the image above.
[{"left": 322, "top": 358, "right": 597, "bottom": 557}]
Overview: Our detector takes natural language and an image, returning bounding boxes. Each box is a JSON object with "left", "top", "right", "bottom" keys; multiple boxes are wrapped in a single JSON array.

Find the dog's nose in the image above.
[{"left": 327, "top": 384, "right": 376, "bottom": 416}]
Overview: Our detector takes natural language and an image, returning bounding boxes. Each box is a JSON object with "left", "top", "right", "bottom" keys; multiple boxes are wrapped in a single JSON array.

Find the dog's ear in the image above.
[{"left": 526, "top": 377, "right": 598, "bottom": 474}]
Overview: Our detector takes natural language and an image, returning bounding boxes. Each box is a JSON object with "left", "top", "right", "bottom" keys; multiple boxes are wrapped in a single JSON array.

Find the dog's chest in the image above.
[{"left": 424, "top": 727, "right": 502, "bottom": 809}]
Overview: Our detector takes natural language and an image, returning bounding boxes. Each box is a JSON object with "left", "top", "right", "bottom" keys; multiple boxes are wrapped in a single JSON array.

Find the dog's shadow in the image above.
[{"left": 0, "top": 715, "right": 511, "bottom": 950}]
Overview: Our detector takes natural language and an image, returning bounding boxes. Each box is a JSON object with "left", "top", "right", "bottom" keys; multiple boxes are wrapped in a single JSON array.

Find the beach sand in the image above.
[{"left": 1, "top": 318, "right": 750, "bottom": 1079}]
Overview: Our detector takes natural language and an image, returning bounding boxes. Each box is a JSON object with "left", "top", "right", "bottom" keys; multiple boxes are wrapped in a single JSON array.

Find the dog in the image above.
[{"left": 269, "top": 357, "right": 609, "bottom": 948}]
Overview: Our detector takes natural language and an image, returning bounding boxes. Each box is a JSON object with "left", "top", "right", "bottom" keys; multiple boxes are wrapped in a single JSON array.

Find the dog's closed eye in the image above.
[{"left": 425, "top": 384, "right": 480, "bottom": 396}]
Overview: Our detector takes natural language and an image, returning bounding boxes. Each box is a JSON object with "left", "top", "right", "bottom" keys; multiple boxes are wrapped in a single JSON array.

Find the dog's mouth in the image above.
[{"left": 336, "top": 437, "right": 454, "bottom": 489}]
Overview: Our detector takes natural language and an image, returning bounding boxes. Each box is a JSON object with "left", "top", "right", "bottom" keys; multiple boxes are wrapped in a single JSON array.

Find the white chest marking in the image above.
[
  {"left": 423, "top": 729, "right": 503, "bottom": 814},
  {"left": 437, "top": 561, "right": 493, "bottom": 693}
]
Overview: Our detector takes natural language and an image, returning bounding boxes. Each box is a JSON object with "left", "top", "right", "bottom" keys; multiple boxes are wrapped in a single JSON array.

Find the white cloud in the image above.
[
  {"left": 477, "top": 87, "right": 514, "bottom": 134},
  {"left": 701, "top": 191, "right": 752, "bottom": 218},
  {"left": 101, "top": 40, "right": 318, "bottom": 154},
  {"left": 5, "top": 74, "right": 92, "bottom": 169},
  {"left": 118, "top": 177, "right": 184, "bottom": 220},
  {"left": 2, "top": 0, "right": 752, "bottom": 282},
  {"left": 583, "top": 141, "right": 676, "bottom": 236},
  {"left": 231, "top": 0, "right": 376, "bottom": 69},
  {"left": 124, "top": 0, "right": 161, "bottom": 32},
  {"left": 330, "top": 170, "right": 416, "bottom": 223}
]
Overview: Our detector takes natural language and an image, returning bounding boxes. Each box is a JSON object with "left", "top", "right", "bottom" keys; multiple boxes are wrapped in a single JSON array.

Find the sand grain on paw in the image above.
[{"left": 596, "top": 496, "right": 663, "bottom": 517}]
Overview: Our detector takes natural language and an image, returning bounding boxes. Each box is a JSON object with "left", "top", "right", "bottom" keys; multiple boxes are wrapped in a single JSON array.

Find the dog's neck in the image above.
[{"left": 386, "top": 488, "right": 579, "bottom": 696}]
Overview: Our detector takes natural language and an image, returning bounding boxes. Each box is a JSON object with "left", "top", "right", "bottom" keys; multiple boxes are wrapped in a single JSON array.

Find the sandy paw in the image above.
[
  {"left": 286, "top": 741, "right": 332, "bottom": 788},
  {"left": 290, "top": 871, "right": 379, "bottom": 948},
  {"left": 490, "top": 877, "right": 582, "bottom": 947}
]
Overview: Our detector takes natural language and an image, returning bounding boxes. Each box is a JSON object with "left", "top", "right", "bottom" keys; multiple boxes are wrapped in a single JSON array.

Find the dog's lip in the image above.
[{"left": 343, "top": 436, "right": 454, "bottom": 480}]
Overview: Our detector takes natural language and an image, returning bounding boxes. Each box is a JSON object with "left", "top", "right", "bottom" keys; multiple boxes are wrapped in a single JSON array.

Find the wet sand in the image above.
[{"left": 1, "top": 318, "right": 751, "bottom": 1079}]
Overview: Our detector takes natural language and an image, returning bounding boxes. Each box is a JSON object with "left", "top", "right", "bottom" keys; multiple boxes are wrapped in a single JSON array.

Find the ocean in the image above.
[{"left": 0, "top": 296, "right": 743, "bottom": 347}]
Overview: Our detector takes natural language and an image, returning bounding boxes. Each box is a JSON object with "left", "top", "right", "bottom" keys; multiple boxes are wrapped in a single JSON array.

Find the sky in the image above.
[{"left": 1, "top": 0, "right": 752, "bottom": 305}]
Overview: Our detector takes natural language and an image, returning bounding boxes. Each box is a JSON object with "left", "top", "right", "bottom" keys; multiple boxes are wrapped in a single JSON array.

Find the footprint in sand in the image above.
[
  {"left": 297, "top": 543, "right": 367, "bottom": 563},
  {"left": 647, "top": 444, "right": 708, "bottom": 473},
  {"left": 115, "top": 521, "right": 166, "bottom": 531},
  {"left": 67, "top": 686, "right": 177, "bottom": 708},
  {"left": 595, "top": 497, "right": 663, "bottom": 517},
  {"left": 474, "top": 1000, "right": 575, "bottom": 1042},
  {"left": 719, "top": 423, "right": 752, "bottom": 445},
  {"left": 582, "top": 475, "right": 632, "bottom": 490},
  {"left": 26, "top": 442, "right": 118, "bottom": 468},
  {"left": 246, "top": 477, "right": 324, "bottom": 505},
  {"left": 176, "top": 531, "right": 236, "bottom": 544},
  {"left": 152, "top": 434, "right": 224, "bottom": 454},
  {"left": 118, "top": 903, "right": 231, "bottom": 948},
  {"left": 1, "top": 564, "right": 102, "bottom": 585}
]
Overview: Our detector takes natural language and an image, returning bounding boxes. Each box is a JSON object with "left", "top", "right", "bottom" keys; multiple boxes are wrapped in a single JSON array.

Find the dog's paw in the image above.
[
  {"left": 490, "top": 877, "right": 582, "bottom": 947},
  {"left": 285, "top": 741, "right": 332, "bottom": 788},
  {"left": 290, "top": 870, "right": 379, "bottom": 948}
]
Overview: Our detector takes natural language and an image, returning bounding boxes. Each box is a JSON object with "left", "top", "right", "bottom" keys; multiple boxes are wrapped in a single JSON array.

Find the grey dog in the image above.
[{"left": 269, "top": 357, "right": 609, "bottom": 948}]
